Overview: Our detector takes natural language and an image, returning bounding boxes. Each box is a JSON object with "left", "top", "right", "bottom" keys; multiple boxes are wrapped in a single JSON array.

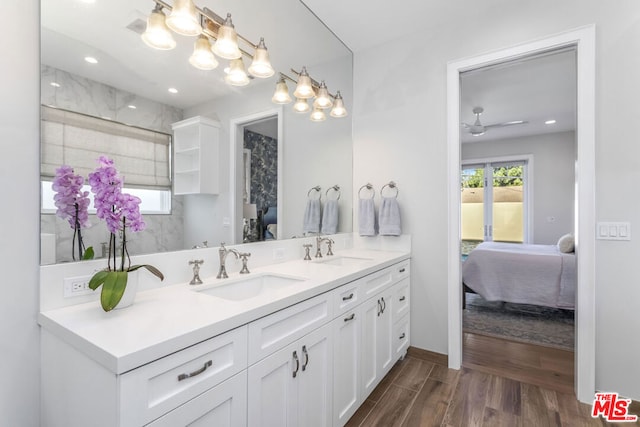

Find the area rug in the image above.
[{"left": 463, "top": 293, "right": 575, "bottom": 351}]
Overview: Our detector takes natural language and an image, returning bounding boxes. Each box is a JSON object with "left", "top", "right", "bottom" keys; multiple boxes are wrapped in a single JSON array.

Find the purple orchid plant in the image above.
[
  {"left": 52, "top": 165, "right": 94, "bottom": 261},
  {"left": 87, "top": 156, "right": 163, "bottom": 311}
]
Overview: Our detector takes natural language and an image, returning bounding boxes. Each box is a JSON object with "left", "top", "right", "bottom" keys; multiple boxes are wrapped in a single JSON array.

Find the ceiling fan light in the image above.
[
  {"left": 293, "top": 97, "right": 310, "bottom": 113},
  {"left": 225, "top": 58, "right": 250, "bottom": 86},
  {"left": 293, "top": 67, "right": 314, "bottom": 99},
  {"left": 272, "top": 78, "right": 292, "bottom": 104},
  {"left": 141, "top": 6, "right": 176, "bottom": 50},
  {"left": 248, "top": 38, "right": 275, "bottom": 78},
  {"left": 212, "top": 14, "right": 242, "bottom": 60},
  {"left": 166, "top": 0, "right": 202, "bottom": 37},
  {"left": 330, "top": 91, "right": 347, "bottom": 118},
  {"left": 313, "top": 80, "right": 333, "bottom": 109},
  {"left": 188, "top": 35, "right": 218, "bottom": 70},
  {"left": 309, "top": 106, "right": 326, "bottom": 122}
]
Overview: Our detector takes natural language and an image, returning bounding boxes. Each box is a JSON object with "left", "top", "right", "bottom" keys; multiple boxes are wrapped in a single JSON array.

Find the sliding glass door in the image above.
[{"left": 461, "top": 159, "right": 528, "bottom": 247}]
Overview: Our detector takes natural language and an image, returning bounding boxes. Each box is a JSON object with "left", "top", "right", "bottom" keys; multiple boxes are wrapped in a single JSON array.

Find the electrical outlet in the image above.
[{"left": 63, "top": 275, "right": 94, "bottom": 298}]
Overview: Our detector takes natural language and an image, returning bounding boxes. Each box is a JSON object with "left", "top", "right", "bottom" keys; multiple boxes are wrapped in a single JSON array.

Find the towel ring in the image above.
[
  {"left": 326, "top": 185, "right": 341, "bottom": 201},
  {"left": 358, "top": 183, "right": 375, "bottom": 199},
  {"left": 307, "top": 186, "right": 321, "bottom": 200},
  {"left": 381, "top": 181, "right": 399, "bottom": 198}
]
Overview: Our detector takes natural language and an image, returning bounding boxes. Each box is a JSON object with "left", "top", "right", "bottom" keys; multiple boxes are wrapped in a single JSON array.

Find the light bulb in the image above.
[
  {"left": 293, "top": 97, "right": 310, "bottom": 113},
  {"left": 188, "top": 35, "right": 218, "bottom": 70},
  {"left": 212, "top": 14, "right": 242, "bottom": 60},
  {"left": 141, "top": 6, "right": 176, "bottom": 50},
  {"left": 272, "top": 78, "right": 292, "bottom": 104},
  {"left": 293, "top": 67, "right": 314, "bottom": 99},
  {"left": 313, "top": 80, "right": 333, "bottom": 109},
  {"left": 330, "top": 91, "right": 348, "bottom": 118},
  {"left": 166, "top": 0, "right": 202, "bottom": 36},
  {"left": 225, "top": 58, "right": 250, "bottom": 86},
  {"left": 248, "top": 38, "right": 274, "bottom": 78}
]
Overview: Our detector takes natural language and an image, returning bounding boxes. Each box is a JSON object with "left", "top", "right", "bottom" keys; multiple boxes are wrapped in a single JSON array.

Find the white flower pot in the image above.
[{"left": 115, "top": 270, "right": 139, "bottom": 309}]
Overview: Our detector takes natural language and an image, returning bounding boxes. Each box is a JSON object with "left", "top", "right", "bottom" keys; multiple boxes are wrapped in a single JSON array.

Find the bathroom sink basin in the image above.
[
  {"left": 314, "top": 256, "right": 373, "bottom": 267},
  {"left": 195, "top": 273, "right": 306, "bottom": 301}
]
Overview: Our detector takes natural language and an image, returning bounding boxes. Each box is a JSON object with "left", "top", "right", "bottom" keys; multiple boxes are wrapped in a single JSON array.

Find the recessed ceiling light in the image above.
[
  {"left": 545, "top": 119, "right": 557, "bottom": 125},
  {"left": 50, "top": 82, "right": 61, "bottom": 88},
  {"left": 168, "top": 87, "right": 178, "bottom": 94},
  {"left": 84, "top": 56, "right": 98, "bottom": 64},
  {"left": 127, "top": 105, "right": 137, "bottom": 109}
]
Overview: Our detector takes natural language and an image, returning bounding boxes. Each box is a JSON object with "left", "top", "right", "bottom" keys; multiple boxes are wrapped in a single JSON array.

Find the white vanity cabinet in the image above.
[
  {"left": 332, "top": 307, "right": 362, "bottom": 426},
  {"left": 172, "top": 116, "right": 220, "bottom": 195}
]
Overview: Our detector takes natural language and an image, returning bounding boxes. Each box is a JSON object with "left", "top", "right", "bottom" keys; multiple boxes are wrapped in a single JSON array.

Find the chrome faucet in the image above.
[
  {"left": 217, "top": 243, "right": 240, "bottom": 279},
  {"left": 315, "top": 236, "right": 334, "bottom": 258}
]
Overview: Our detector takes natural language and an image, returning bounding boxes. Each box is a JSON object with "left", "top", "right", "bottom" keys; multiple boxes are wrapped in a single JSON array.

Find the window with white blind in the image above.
[{"left": 41, "top": 106, "right": 172, "bottom": 214}]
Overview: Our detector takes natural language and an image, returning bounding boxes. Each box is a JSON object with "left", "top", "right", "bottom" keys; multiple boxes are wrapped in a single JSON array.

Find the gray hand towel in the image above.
[
  {"left": 379, "top": 197, "right": 401, "bottom": 236},
  {"left": 303, "top": 198, "right": 321, "bottom": 234},
  {"left": 359, "top": 198, "right": 376, "bottom": 236},
  {"left": 321, "top": 199, "right": 339, "bottom": 234}
]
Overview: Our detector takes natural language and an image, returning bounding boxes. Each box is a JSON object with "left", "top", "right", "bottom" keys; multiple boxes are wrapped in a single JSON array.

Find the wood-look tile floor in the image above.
[{"left": 346, "top": 333, "right": 640, "bottom": 427}]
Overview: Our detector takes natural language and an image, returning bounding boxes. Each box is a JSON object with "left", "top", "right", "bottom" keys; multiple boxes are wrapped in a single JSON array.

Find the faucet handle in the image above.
[
  {"left": 239, "top": 252, "right": 251, "bottom": 274},
  {"left": 188, "top": 259, "right": 204, "bottom": 285},
  {"left": 326, "top": 239, "right": 334, "bottom": 256},
  {"left": 303, "top": 244, "right": 312, "bottom": 261}
]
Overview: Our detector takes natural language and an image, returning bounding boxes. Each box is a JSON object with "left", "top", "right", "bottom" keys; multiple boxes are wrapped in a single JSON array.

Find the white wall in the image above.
[
  {"left": 0, "top": 1, "right": 40, "bottom": 425},
  {"left": 462, "top": 131, "right": 576, "bottom": 244},
  {"left": 353, "top": 0, "right": 640, "bottom": 399}
]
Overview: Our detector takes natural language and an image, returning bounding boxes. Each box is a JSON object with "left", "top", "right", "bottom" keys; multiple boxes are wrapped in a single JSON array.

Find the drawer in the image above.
[
  {"left": 248, "top": 292, "right": 332, "bottom": 365},
  {"left": 393, "top": 314, "right": 410, "bottom": 359},
  {"left": 119, "top": 325, "right": 248, "bottom": 427},
  {"left": 392, "top": 259, "right": 410, "bottom": 282},
  {"left": 392, "top": 278, "right": 410, "bottom": 323},
  {"left": 332, "top": 281, "right": 360, "bottom": 317},
  {"left": 147, "top": 370, "right": 247, "bottom": 426},
  {"left": 360, "top": 260, "right": 410, "bottom": 301}
]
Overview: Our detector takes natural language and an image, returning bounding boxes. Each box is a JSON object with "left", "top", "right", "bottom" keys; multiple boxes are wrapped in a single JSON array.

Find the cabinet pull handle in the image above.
[
  {"left": 377, "top": 299, "right": 381, "bottom": 317},
  {"left": 302, "top": 345, "right": 309, "bottom": 371},
  {"left": 342, "top": 293, "right": 354, "bottom": 301},
  {"left": 399, "top": 296, "right": 406, "bottom": 302},
  {"left": 344, "top": 313, "right": 355, "bottom": 322},
  {"left": 177, "top": 360, "right": 212, "bottom": 381},
  {"left": 292, "top": 351, "right": 299, "bottom": 378},
  {"left": 381, "top": 297, "right": 386, "bottom": 313},
  {"left": 399, "top": 333, "right": 406, "bottom": 340},
  {"left": 399, "top": 268, "right": 406, "bottom": 273}
]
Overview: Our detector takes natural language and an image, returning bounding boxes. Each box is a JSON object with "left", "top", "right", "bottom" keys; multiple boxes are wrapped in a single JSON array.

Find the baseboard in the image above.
[{"left": 407, "top": 346, "right": 448, "bottom": 366}]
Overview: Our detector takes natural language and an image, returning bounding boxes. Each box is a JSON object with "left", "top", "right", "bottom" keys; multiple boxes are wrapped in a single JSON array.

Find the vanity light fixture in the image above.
[
  {"left": 189, "top": 35, "right": 219, "bottom": 70},
  {"left": 309, "top": 106, "right": 327, "bottom": 122},
  {"left": 224, "top": 58, "right": 250, "bottom": 86},
  {"left": 211, "top": 13, "right": 242, "bottom": 60},
  {"left": 313, "top": 81, "right": 333, "bottom": 109},
  {"left": 293, "top": 67, "right": 315, "bottom": 99},
  {"left": 330, "top": 91, "right": 348, "bottom": 118},
  {"left": 271, "top": 76, "right": 292, "bottom": 104},
  {"left": 293, "top": 97, "right": 310, "bottom": 113},
  {"left": 141, "top": 4, "right": 176, "bottom": 50},
  {"left": 165, "top": 0, "right": 202, "bottom": 36},
  {"left": 248, "top": 38, "right": 275, "bottom": 78}
]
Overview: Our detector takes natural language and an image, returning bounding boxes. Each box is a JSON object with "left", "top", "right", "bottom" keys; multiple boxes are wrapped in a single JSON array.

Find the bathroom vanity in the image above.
[{"left": 39, "top": 244, "right": 410, "bottom": 427}]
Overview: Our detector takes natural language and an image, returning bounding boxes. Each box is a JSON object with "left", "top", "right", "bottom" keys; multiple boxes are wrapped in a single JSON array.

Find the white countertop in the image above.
[{"left": 38, "top": 249, "right": 410, "bottom": 375}]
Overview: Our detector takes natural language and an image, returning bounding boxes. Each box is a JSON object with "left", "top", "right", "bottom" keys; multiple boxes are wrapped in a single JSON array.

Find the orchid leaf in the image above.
[
  {"left": 100, "top": 271, "right": 128, "bottom": 312},
  {"left": 129, "top": 264, "right": 165, "bottom": 281},
  {"left": 82, "top": 246, "right": 95, "bottom": 260},
  {"left": 88, "top": 270, "right": 109, "bottom": 291}
]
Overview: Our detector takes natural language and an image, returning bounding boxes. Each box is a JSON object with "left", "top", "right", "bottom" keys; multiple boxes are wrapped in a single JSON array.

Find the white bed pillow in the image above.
[{"left": 557, "top": 233, "right": 575, "bottom": 253}]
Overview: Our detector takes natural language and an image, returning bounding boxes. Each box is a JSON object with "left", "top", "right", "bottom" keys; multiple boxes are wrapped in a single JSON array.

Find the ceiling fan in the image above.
[{"left": 461, "top": 106, "right": 527, "bottom": 137}]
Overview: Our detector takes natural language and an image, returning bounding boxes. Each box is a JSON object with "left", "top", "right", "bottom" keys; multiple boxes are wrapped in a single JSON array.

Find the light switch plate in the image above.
[{"left": 596, "top": 222, "right": 631, "bottom": 241}]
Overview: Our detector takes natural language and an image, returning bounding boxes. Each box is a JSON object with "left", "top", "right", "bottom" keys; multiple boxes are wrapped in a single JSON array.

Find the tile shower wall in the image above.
[
  {"left": 244, "top": 129, "right": 278, "bottom": 213},
  {"left": 40, "top": 65, "right": 185, "bottom": 263}
]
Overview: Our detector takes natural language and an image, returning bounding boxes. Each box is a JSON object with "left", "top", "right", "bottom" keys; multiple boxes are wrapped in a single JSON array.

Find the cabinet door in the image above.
[
  {"left": 332, "top": 308, "right": 361, "bottom": 427},
  {"left": 147, "top": 371, "right": 247, "bottom": 427},
  {"left": 377, "top": 288, "right": 395, "bottom": 377},
  {"left": 297, "top": 324, "right": 333, "bottom": 427},
  {"left": 247, "top": 341, "right": 298, "bottom": 427},
  {"left": 361, "top": 296, "right": 380, "bottom": 397}
]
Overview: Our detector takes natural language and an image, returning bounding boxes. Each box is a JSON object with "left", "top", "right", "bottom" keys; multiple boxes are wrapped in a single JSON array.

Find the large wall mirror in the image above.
[{"left": 40, "top": 0, "right": 353, "bottom": 265}]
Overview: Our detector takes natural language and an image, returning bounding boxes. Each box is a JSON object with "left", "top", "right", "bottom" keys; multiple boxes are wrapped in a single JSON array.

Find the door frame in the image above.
[{"left": 446, "top": 25, "right": 595, "bottom": 402}]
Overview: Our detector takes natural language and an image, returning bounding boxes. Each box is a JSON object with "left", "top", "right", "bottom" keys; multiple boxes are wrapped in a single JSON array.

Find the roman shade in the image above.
[{"left": 41, "top": 106, "right": 171, "bottom": 190}]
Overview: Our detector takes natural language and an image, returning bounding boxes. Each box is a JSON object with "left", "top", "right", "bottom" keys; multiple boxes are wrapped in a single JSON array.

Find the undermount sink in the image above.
[
  {"left": 314, "top": 256, "right": 373, "bottom": 267},
  {"left": 194, "top": 273, "right": 306, "bottom": 301}
]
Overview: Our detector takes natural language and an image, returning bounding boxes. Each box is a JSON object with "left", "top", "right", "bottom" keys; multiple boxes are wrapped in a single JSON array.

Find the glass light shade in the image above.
[
  {"left": 330, "top": 91, "right": 348, "bottom": 118},
  {"left": 293, "top": 67, "right": 314, "bottom": 99},
  {"left": 212, "top": 14, "right": 242, "bottom": 59},
  {"left": 141, "top": 7, "right": 176, "bottom": 50},
  {"left": 309, "top": 106, "right": 326, "bottom": 122},
  {"left": 293, "top": 97, "right": 310, "bottom": 113},
  {"left": 313, "top": 81, "right": 333, "bottom": 109},
  {"left": 248, "top": 38, "right": 275, "bottom": 78},
  {"left": 225, "top": 58, "right": 250, "bottom": 86},
  {"left": 272, "top": 78, "right": 292, "bottom": 104},
  {"left": 165, "top": 0, "right": 202, "bottom": 36},
  {"left": 188, "top": 35, "right": 218, "bottom": 70}
]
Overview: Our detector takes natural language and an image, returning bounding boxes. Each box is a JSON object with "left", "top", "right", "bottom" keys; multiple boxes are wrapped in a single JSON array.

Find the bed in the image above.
[{"left": 462, "top": 241, "right": 576, "bottom": 310}]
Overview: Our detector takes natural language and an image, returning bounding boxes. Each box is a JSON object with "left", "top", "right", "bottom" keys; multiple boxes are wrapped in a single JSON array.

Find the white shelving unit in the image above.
[{"left": 172, "top": 116, "right": 220, "bottom": 195}]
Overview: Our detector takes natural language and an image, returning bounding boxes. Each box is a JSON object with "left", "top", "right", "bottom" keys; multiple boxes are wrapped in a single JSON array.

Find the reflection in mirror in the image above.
[{"left": 40, "top": 0, "right": 353, "bottom": 265}]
